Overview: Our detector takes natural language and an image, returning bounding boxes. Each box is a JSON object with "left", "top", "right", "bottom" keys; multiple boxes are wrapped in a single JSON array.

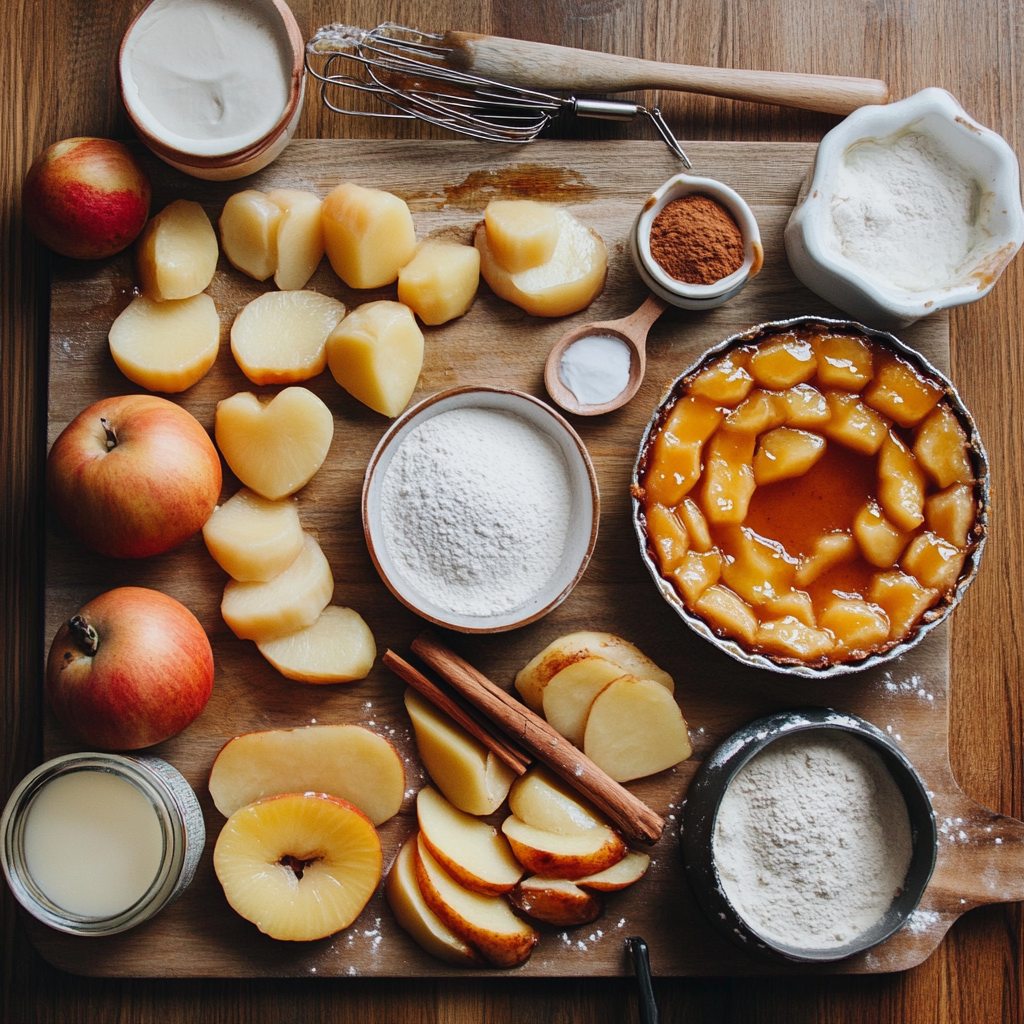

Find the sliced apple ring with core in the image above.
[
  {"left": 404, "top": 687, "right": 515, "bottom": 816},
  {"left": 508, "top": 766, "right": 607, "bottom": 836},
  {"left": 209, "top": 724, "right": 403, "bottom": 825},
  {"left": 202, "top": 488, "right": 304, "bottom": 582},
  {"left": 416, "top": 786, "right": 523, "bottom": 896},
  {"left": 509, "top": 876, "right": 603, "bottom": 927},
  {"left": 256, "top": 605, "right": 375, "bottom": 683},
  {"left": 583, "top": 676, "right": 692, "bottom": 783},
  {"left": 501, "top": 815, "right": 627, "bottom": 879},
  {"left": 221, "top": 532, "right": 333, "bottom": 642},
  {"left": 414, "top": 835, "right": 538, "bottom": 968},
  {"left": 385, "top": 835, "right": 483, "bottom": 966},
  {"left": 213, "top": 792, "right": 382, "bottom": 942}
]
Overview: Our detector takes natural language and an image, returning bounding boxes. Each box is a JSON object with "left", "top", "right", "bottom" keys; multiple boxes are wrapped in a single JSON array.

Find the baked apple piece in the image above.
[{"left": 508, "top": 876, "right": 603, "bottom": 927}]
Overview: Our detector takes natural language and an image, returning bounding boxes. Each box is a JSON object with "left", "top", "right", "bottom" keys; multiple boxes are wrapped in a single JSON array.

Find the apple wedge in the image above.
[
  {"left": 215, "top": 387, "right": 334, "bottom": 500},
  {"left": 202, "top": 488, "right": 304, "bottom": 582},
  {"left": 209, "top": 724, "right": 403, "bottom": 825},
  {"left": 414, "top": 835, "right": 538, "bottom": 968},
  {"left": 220, "top": 532, "right": 333, "bottom": 642},
  {"left": 267, "top": 188, "right": 325, "bottom": 291},
  {"left": 541, "top": 657, "right": 626, "bottom": 746},
  {"left": 404, "top": 687, "right": 515, "bottom": 815},
  {"left": 213, "top": 792, "right": 382, "bottom": 941},
  {"left": 574, "top": 849, "right": 651, "bottom": 892},
  {"left": 256, "top": 605, "right": 376, "bottom": 683},
  {"left": 507, "top": 766, "right": 607, "bottom": 835},
  {"left": 219, "top": 189, "right": 281, "bottom": 281},
  {"left": 385, "top": 835, "right": 483, "bottom": 966},
  {"left": 108, "top": 292, "right": 220, "bottom": 393},
  {"left": 137, "top": 198, "right": 218, "bottom": 301},
  {"left": 416, "top": 786, "right": 523, "bottom": 896},
  {"left": 483, "top": 200, "right": 560, "bottom": 273},
  {"left": 583, "top": 676, "right": 692, "bottom": 783},
  {"left": 501, "top": 815, "right": 626, "bottom": 880},
  {"left": 514, "top": 631, "right": 673, "bottom": 713},
  {"left": 508, "top": 876, "right": 603, "bottom": 927}
]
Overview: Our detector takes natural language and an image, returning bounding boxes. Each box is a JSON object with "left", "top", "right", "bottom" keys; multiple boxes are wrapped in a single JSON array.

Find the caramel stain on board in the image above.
[{"left": 404, "top": 164, "right": 598, "bottom": 210}]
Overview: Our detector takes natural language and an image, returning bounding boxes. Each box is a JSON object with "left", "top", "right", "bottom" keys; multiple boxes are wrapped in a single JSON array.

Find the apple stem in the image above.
[
  {"left": 100, "top": 416, "right": 117, "bottom": 450},
  {"left": 67, "top": 614, "right": 100, "bottom": 655}
]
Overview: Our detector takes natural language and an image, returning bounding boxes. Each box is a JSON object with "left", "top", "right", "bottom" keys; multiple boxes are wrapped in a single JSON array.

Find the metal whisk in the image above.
[{"left": 306, "top": 23, "right": 691, "bottom": 166}]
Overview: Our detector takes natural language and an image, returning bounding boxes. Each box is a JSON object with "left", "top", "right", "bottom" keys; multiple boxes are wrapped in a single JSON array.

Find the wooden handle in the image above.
[
  {"left": 411, "top": 632, "right": 666, "bottom": 844},
  {"left": 446, "top": 32, "right": 889, "bottom": 115}
]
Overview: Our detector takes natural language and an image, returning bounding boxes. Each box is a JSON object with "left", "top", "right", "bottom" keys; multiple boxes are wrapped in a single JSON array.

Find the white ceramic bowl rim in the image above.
[
  {"left": 635, "top": 173, "right": 763, "bottom": 298},
  {"left": 794, "top": 87, "right": 1024, "bottom": 319},
  {"left": 363, "top": 387, "right": 600, "bottom": 634}
]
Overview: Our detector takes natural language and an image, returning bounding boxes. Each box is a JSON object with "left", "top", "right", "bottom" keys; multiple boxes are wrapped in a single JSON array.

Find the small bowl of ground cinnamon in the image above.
[{"left": 630, "top": 174, "right": 763, "bottom": 310}]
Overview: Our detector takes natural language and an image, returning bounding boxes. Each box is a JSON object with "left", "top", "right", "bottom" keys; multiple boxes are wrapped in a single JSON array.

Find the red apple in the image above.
[
  {"left": 23, "top": 137, "right": 151, "bottom": 259},
  {"left": 47, "top": 394, "right": 222, "bottom": 559},
  {"left": 45, "top": 586, "right": 215, "bottom": 750}
]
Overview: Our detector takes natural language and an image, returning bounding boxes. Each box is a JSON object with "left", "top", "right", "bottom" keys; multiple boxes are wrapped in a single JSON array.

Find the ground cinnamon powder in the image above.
[{"left": 649, "top": 194, "right": 745, "bottom": 285}]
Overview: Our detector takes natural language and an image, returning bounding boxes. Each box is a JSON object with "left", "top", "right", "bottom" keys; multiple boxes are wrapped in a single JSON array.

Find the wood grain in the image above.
[{"left": 3, "top": 1, "right": 1024, "bottom": 1021}]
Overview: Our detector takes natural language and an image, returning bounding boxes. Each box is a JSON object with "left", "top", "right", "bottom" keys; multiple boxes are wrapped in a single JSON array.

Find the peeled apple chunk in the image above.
[
  {"left": 202, "top": 488, "right": 304, "bottom": 582},
  {"left": 483, "top": 200, "right": 560, "bottom": 273},
  {"left": 416, "top": 786, "right": 523, "bottom": 896},
  {"left": 321, "top": 182, "right": 416, "bottom": 289},
  {"left": 137, "top": 199, "right": 218, "bottom": 301},
  {"left": 514, "top": 631, "right": 673, "bottom": 714},
  {"left": 215, "top": 387, "right": 334, "bottom": 500},
  {"left": 213, "top": 792, "right": 382, "bottom": 941},
  {"left": 219, "top": 190, "right": 281, "bottom": 281},
  {"left": 414, "top": 835, "right": 538, "bottom": 968},
  {"left": 583, "top": 675, "right": 692, "bottom": 783},
  {"left": 404, "top": 687, "right": 515, "bottom": 816},
  {"left": 220, "top": 532, "right": 333, "bottom": 642},
  {"left": 267, "top": 188, "right": 325, "bottom": 291},
  {"left": 208, "top": 724, "right": 403, "bottom": 825},
  {"left": 397, "top": 240, "right": 480, "bottom": 325},
  {"left": 475, "top": 208, "right": 607, "bottom": 317},
  {"left": 256, "top": 605, "right": 376, "bottom": 683},
  {"left": 325, "top": 300, "right": 424, "bottom": 417},
  {"left": 108, "top": 292, "right": 220, "bottom": 393},
  {"left": 385, "top": 836, "right": 482, "bottom": 966},
  {"left": 230, "top": 290, "right": 346, "bottom": 385}
]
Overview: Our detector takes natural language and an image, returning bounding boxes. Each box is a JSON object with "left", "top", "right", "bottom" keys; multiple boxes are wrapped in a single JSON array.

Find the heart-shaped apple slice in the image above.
[{"left": 215, "top": 386, "right": 334, "bottom": 500}]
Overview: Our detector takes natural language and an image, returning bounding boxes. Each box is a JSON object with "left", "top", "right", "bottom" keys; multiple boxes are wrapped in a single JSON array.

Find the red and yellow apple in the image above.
[
  {"left": 22, "top": 137, "right": 151, "bottom": 259},
  {"left": 46, "top": 394, "right": 222, "bottom": 559},
  {"left": 45, "top": 586, "right": 214, "bottom": 750}
]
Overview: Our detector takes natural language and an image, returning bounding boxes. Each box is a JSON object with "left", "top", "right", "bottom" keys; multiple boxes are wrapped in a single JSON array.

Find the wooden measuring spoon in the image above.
[{"left": 544, "top": 294, "right": 668, "bottom": 416}]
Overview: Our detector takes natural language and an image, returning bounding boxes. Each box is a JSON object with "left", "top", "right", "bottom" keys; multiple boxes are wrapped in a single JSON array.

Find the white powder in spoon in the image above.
[
  {"left": 558, "top": 334, "right": 632, "bottom": 406},
  {"left": 380, "top": 407, "right": 572, "bottom": 617},
  {"left": 713, "top": 730, "right": 913, "bottom": 950}
]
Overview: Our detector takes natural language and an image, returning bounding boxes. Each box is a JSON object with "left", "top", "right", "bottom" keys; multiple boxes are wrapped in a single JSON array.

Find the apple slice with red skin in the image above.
[
  {"left": 209, "top": 724, "right": 404, "bottom": 825},
  {"left": 509, "top": 875, "right": 604, "bottom": 927},
  {"left": 416, "top": 786, "right": 522, "bottom": 896},
  {"left": 414, "top": 835, "right": 538, "bottom": 968},
  {"left": 574, "top": 849, "right": 651, "bottom": 892},
  {"left": 45, "top": 586, "right": 214, "bottom": 750},
  {"left": 501, "top": 815, "right": 627, "bottom": 880},
  {"left": 214, "top": 792, "right": 382, "bottom": 942},
  {"left": 46, "top": 394, "right": 222, "bottom": 559},
  {"left": 385, "top": 835, "right": 484, "bottom": 967}
]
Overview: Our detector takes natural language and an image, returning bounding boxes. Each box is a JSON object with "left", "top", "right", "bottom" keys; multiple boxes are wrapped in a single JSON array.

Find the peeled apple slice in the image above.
[
  {"left": 202, "top": 488, "right": 304, "bottom": 582},
  {"left": 482, "top": 200, "right": 560, "bottom": 273},
  {"left": 137, "top": 199, "right": 218, "bottom": 301},
  {"left": 256, "top": 605, "right": 376, "bottom": 683}
]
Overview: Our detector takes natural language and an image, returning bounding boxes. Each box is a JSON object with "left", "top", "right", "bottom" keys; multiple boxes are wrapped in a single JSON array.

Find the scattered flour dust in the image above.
[
  {"left": 713, "top": 731, "right": 913, "bottom": 949},
  {"left": 380, "top": 407, "right": 572, "bottom": 617}
]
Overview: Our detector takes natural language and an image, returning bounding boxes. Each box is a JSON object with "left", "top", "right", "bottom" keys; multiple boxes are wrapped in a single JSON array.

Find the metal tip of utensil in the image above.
[
  {"left": 626, "top": 936, "right": 660, "bottom": 1024},
  {"left": 645, "top": 107, "right": 691, "bottom": 167}
]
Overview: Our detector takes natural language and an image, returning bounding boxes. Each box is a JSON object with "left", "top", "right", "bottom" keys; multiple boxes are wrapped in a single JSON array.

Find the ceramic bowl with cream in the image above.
[
  {"left": 363, "top": 387, "right": 599, "bottom": 633},
  {"left": 786, "top": 87, "right": 1024, "bottom": 328},
  {"left": 681, "top": 708, "right": 937, "bottom": 963},
  {"left": 119, "top": 0, "right": 305, "bottom": 180},
  {"left": 631, "top": 173, "right": 763, "bottom": 310}
]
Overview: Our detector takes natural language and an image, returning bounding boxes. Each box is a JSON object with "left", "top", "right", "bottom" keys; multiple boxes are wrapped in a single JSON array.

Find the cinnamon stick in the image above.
[
  {"left": 411, "top": 632, "right": 665, "bottom": 845},
  {"left": 383, "top": 649, "right": 531, "bottom": 776}
]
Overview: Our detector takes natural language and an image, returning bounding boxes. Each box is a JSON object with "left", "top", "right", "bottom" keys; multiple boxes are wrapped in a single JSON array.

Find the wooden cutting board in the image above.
[{"left": 32, "top": 140, "right": 1024, "bottom": 978}]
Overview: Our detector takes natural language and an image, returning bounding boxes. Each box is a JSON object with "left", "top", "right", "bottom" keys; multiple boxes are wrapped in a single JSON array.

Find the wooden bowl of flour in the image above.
[{"left": 362, "top": 387, "right": 599, "bottom": 633}]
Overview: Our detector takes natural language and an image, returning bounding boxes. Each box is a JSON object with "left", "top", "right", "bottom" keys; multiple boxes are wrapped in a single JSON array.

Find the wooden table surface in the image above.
[{"left": 2, "top": 1, "right": 1022, "bottom": 1021}]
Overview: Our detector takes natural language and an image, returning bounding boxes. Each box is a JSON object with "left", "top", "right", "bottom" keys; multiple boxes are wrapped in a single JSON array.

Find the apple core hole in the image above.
[{"left": 280, "top": 854, "right": 317, "bottom": 880}]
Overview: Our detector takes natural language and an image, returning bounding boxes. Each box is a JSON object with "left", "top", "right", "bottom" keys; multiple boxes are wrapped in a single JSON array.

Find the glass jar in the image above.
[{"left": 1, "top": 752, "right": 205, "bottom": 936}]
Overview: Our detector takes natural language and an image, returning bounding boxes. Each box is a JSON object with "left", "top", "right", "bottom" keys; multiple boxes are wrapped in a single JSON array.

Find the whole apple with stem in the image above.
[
  {"left": 47, "top": 394, "right": 222, "bottom": 559},
  {"left": 23, "top": 138, "right": 151, "bottom": 260},
  {"left": 46, "top": 586, "right": 215, "bottom": 750}
]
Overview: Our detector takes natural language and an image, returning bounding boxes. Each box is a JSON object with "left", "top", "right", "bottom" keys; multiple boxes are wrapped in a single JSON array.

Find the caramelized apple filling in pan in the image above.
[{"left": 637, "top": 326, "right": 985, "bottom": 666}]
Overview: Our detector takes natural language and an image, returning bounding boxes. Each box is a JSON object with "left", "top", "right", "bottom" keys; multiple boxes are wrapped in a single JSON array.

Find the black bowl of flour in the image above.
[{"left": 680, "top": 708, "right": 937, "bottom": 963}]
